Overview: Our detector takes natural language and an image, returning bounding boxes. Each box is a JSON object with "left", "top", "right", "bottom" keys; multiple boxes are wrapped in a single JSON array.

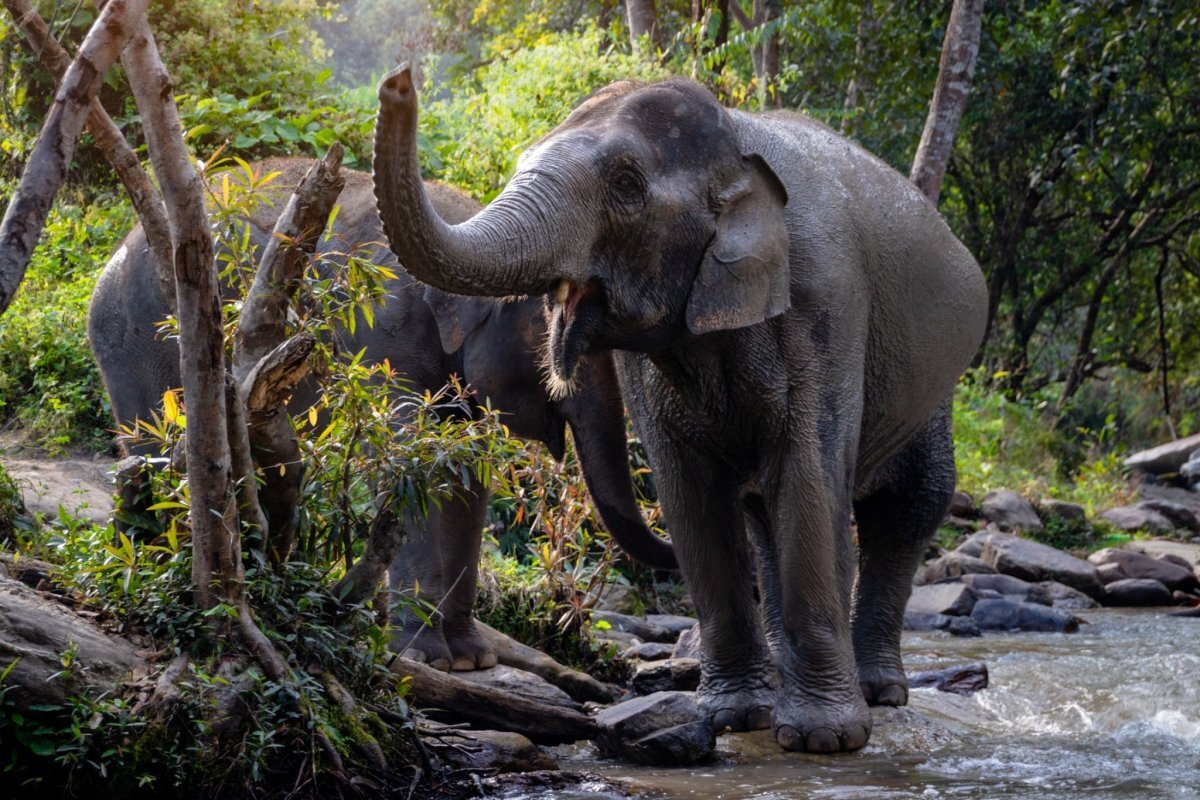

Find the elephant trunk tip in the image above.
[{"left": 378, "top": 63, "right": 416, "bottom": 110}]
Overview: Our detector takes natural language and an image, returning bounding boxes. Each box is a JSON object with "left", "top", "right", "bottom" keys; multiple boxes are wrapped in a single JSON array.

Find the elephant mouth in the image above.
[{"left": 546, "top": 279, "right": 606, "bottom": 398}]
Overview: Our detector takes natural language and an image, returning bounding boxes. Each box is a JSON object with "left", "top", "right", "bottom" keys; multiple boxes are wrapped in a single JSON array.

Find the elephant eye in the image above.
[{"left": 608, "top": 162, "right": 646, "bottom": 209}]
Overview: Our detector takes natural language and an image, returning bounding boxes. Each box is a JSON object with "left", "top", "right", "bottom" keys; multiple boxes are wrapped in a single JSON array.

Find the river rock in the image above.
[
  {"left": 1039, "top": 499, "right": 1088, "bottom": 523},
  {"left": 1136, "top": 500, "right": 1200, "bottom": 533},
  {"left": 428, "top": 728, "right": 558, "bottom": 773},
  {"left": 1183, "top": 454, "right": 1200, "bottom": 486},
  {"left": 593, "top": 611, "right": 674, "bottom": 643},
  {"left": 1126, "top": 539, "right": 1200, "bottom": 568},
  {"left": 622, "top": 642, "right": 676, "bottom": 661},
  {"left": 917, "top": 552, "right": 997, "bottom": 584},
  {"left": 1102, "top": 578, "right": 1173, "bottom": 607},
  {"left": 645, "top": 614, "right": 697, "bottom": 636},
  {"left": 902, "top": 611, "right": 981, "bottom": 637},
  {"left": 1171, "top": 590, "right": 1200, "bottom": 606},
  {"left": 1124, "top": 433, "right": 1200, "bottom": 476},
  {"left": 906, "top": 582, "right": 978, "bottom": 616},
  {"left": 948, "top": 491, "right": 977, "bottom": 518},
  {"left": 631, "top": 658, "right": 702, "bottom": 695},
  {"left": 672, "top": 623, "right": 702, "bottom": 659},
  {"left": 1026, "top": 580, "right": 1100, "bottom": 610},
  {"left": 954, "top": 529, "right": 999, "bottom": 558},
  {"left": 907, "top": 662, "right": 989, "bottom": 694},
  {"left": 1088, "top": 548, "right": 1198, "bottom": 592},
  {"left": 960, "top": 572, "right": 1032, "bottom": 597},
  {"left": 478, "top": 621, "right": 613, "bottom": 703},
  {"left": 980, "top": 490, "right": 1044, "bottom": 534},
  {"left": 980, "top": 532, "right": 1104, "bottom": 598},
  {"left": 970, "top": 598, "right": 1083, "bottom": 632},
  {"left": 1169, "top": 604, "right": 1200, "bottom": 617},
  {"left": 595, "top": 691, "right": 715, "bottom": 766},
  {"left": 1099, "top": 505, "right": 1175, "bottom": 535}
]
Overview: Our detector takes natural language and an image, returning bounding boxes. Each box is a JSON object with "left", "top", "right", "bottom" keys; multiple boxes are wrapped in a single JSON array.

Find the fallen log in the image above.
[
  {"left": 391, "top": 656, "right": 600, "bottom": 745},
  {"left": 477, "top": 620, "right": 613, "bottom": 704}
]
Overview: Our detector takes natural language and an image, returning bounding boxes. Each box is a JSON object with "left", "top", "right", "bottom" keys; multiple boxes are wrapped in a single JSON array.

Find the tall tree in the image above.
[
  {"left": 910, "top": 0, "right": 984, "bottom": 204},
  {"left": 627, "top": 0, "right": 662, "bottom": 56}
]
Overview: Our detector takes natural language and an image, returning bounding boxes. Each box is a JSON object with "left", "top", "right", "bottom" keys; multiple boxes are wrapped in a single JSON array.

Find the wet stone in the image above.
[
  {"left": 1100, "top": 506, "right": 1176, "bottom": 535},
  {"left": 1088, "top": 548, "right": 1198, "bottom": 592},
  {"left": 631, "top": 658, "right": 701, "bottom": 695},
  {"left": 645, "top": 614, "right": 697, "bottom": 637},
  {"left": 980, "top": 532, "right": 1104, "bottom": 598},
  {"left": 906, "top": 582, "right": 979, "bottom": 616},
  {"left": 970, "top": 598, "right": 1083, "bottom": 633},
  {"left": 672, "top": 623, "right": 702, "bottom": 659},
  {"left": 592, "top": 611, "right": 674, "bottom": 643},
  {"left": 1102, "top": 578, "right": 1173, "bottom": 607},
  {"left": 903, "top": 611, "right": 981, "bottom": 637},
  {"left": 595, "top": 691, "right": 715, "bottom": 766},
  {"left": 960, "top": 572, "right": 1032, "bottom": 597},
  {"left": 1026, "top": 580, "right": 1100, "bottom": 610},
  {"left": 907, "top": 662, "right": 989, "bottom": 695},
  {"left": 622, "top": 642, "right": 676, "bottom": 662},
  {"left": 980, "top": 489, "right": 1044, "bottom": 534},
  {"left": 917, "top": 552, "right": 996, "bottom": 584}
]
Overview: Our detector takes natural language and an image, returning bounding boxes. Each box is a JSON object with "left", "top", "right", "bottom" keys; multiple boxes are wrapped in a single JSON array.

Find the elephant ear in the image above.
[
  {"left": 422, "top": 286, "right": 494, "bottom": 354},
  {"left": 685, "top": 154, "right": 790, "bottom": 334}
]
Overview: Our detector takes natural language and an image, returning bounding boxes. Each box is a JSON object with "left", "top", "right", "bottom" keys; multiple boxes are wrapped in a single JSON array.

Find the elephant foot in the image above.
[
  {"left": 445, "top": 620, "right": 498, "bottom": 672},
  {"left": 773, "top": 686, "right": 872, "bottom": 753},
  {"left": 858, "top": 662, "right": 909, "bottom": 707},
  {"left": 392, "top": 624, "right": 452, "bottom": 673},
  {"left": 697, "top": 670, "right": 777, "bottom": 733}
]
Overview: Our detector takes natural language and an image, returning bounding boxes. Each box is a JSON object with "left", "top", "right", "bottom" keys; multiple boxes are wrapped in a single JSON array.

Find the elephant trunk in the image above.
[
  {"left": 564, "top": 355, "right": 677, "bottom": 571},
  {"left": 373, "top": 65, "right": 582, "bottom": 298}
]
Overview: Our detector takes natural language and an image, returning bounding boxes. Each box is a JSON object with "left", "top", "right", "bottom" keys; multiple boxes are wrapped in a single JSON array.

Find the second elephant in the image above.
[{"left": 87, "top": 158, "right": 674, "bottom": 672}]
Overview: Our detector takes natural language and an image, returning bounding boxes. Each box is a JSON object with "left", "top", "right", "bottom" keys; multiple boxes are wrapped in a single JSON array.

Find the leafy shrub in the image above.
[{"left": 0, "top": 189, "right": 135, "bottom": 451}]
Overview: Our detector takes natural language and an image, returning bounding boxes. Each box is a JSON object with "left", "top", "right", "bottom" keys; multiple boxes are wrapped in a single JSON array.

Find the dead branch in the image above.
[
  {"left": 3, "top": 0, "right": 174, "bottom": 304},
  {"left": 242, "top": 334, "right": 317, "bottom": 412},
  {"left": 392, "top": 657, "right": 600, "bottom": 745},
  {"left": 312, "top": 665, "right": 389, "bottom": 772},
  {"left": 0, "top": 0, "right": 149, "bottom": 315}
]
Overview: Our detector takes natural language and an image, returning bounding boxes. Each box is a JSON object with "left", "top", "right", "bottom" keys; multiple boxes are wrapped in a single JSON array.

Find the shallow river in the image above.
[{"left": 540, "top": 609, "right": 1200, "bottom": 799}]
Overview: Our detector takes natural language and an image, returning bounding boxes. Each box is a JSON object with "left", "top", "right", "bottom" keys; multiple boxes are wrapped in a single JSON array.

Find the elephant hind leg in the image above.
[
  {"left": 389, "top": 512, "right": 453, "bottom": 672},
  {"left": 852, "top": 400, "right": 955, "bottom": 707},
  {"left": 437, "top": 482, "right": 497, "bottom": 671}
]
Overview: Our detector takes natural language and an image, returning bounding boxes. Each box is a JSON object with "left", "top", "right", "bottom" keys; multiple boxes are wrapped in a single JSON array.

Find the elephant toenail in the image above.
[
  {"left": 477, "top": 651, "right": 498, "bottom": 669},
  {"left": 805, "top": 727, "right": 841, "bottom": 753},
  {"left": 712, "top": 709, "right": 740, "bottom": 732},
  {"left": 747, "top": 706, "right": 773, "bottom": 731},
  {"left": 428, "top": 657, "right": 452, "bottom": 673},
  {"left": 843, "top": 723, "right": 871, "bottom": 751},
  {"left": 877, "top": 683, "right": 908, "bottom": 706},
  {"left": 775, "top": 724, "right": 804, "bottom": 751}
]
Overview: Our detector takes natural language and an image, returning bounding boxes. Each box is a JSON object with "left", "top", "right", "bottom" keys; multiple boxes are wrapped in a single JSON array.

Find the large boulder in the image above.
[
  {"left": 953, "top": 529, "right": 999, "bottom": 558},
  {"left": 1102, "top": 578, "right": 1173, "bottom": 607},
  {"left": 1123, "top": 433, "right": 1200, "bottom": 476},
  {"left": 905, "top": 582, "right": 979, "bottom": 616},
  {"left": 622, "top": 642, "right": 676, "bottom": 662},
  {"left": 428, "top": 728, "right": 558, "bottom": 773},
  {"left": 959, "top": 573, "right": 1032, "bottom": 597},
  {"left": 1087, "top": 548, "right": 1198, "bottom": 592},
  {"left": 980, "top": 490, "right": 1044, "bottom": 534},
  {"left": 902, "top": 612, "right": 981, "bottom": 637},
  {"left": 979, "top": 532, "right": 1104, "bottom": 598},
  {"left": 631, "top": 658, "right": 702, "bottom": 695},
  {"left": 1039, "top": 499, "right": 1088, "bottom": 523},
  {"left": 1126, "top": 539, "right": 1200, "bottom": 569},
  {"left": 947, "top": 491, "right": 977, "bottom": 518},
  {"left": 969, "top": 598, "right": 1084, "bottom": 632},
  {"left": 1099, "top": 506, "right": 1176, "bottom": 535},
  {"left": 1026, "top": 581, "right": 1100, "bottom": 610},
  {"left": 1135, "top": 500, "right": 1200, "bottom": 534},
  {"left": 592, "top": 611, "right": 675, "bottom": 644},
  {"left": 594, "top": 692, "right": 715, "bottom": 766},
  {"left": 916, "top": 551, "right": 997, "bottom": 584}
]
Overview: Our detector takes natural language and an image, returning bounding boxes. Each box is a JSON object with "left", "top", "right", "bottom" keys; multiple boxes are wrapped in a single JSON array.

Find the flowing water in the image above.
[{"left": 527, "top": 610, "right": 1200, "bottom": 799}]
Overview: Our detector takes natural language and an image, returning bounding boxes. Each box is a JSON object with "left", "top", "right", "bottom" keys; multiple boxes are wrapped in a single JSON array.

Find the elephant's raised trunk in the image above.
[{"left": 373, "top": 65, "right": 581, "bottom": 298}]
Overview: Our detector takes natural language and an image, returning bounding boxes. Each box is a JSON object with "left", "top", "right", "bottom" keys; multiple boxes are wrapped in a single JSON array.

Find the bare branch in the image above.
[
  {"left": 0, "top": 0, "right": 149, "bottom": 315},
  {"left": 3, "top": 0, "right": 174, "bottom": 304}
]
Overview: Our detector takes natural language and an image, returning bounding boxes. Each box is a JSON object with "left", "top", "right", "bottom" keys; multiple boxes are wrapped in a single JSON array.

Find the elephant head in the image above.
[
  {"left": 372, "top": 66, "right": 790, "bottom": 395},
  {"left": 421, "top": 286, "right": 676, "bottom": 570}
]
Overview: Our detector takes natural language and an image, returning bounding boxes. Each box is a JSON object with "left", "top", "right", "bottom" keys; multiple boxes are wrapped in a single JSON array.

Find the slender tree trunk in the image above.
[
  {"left": 759, "top": 0, "right": 781, "bottom": 107},
  {"left": 1153, "top": 249, "right": 1176, "bottom": 439},
  {"left": 626, "top": 0, "right": 661, "bottom": 57},
  {"left": 0, "top": 0, "right": 148, "bottom": 315},
  {"left": 843, "top": 0, "right": 879, "bottom": 134},
  {"left": 122, "top": 18, "right": 239, "bottom": 611},
  {"left": 910, "top": 0, "right": 984, "bottom": 204}
]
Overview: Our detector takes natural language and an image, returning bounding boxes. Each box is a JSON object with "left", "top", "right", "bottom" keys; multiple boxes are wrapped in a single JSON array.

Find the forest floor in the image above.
[{"left": 0, "top": 432, "right": 116, "bottom": 523}]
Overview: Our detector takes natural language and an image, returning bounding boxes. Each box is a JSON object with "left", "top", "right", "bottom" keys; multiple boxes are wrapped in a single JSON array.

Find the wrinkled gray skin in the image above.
[
  {"left": 373, "top": 68, "right": 988, "bottom": 750},
  {"left": 87, "top": 159, "right": 674, "bottom": 673}
]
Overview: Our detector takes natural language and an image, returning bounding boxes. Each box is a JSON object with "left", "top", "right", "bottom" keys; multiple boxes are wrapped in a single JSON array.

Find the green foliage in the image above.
[
  {"left": 0, "top": 189, "right": 135, "bottom": 451},
  {"left": 419, "top": 24, "right": 669, "bottom": 201}
]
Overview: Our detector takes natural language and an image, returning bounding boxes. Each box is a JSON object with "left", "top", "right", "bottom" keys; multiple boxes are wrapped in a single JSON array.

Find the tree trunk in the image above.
[
  {"left": 842, "top": 0, "right": 880, "bottom": 135},
  {"left": 627, "top": 0, "right": 661, "bottom": 57},
  {"left": 0, "top": 0, "right": 148, "bottom": 315},
  {"left": 910, "top": 0, "right": 984, "bottom": 204},
  {"left": 122, "top": 18, "right": 239, "bottom": 611}
]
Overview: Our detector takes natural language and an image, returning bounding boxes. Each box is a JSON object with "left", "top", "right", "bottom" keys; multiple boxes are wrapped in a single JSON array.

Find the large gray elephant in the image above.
[
  {"left": 373, "top": 68, "right": 988, "bottom": 750},
  {"left": 87, "top": 158, "right": 675, "bottom": 672}
]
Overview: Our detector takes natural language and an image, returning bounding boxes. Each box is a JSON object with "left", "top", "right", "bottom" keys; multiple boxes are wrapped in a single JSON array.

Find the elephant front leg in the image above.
[
  {"left": 655, "top": 446, "right": 776, "bottom": 732},
  {"left": 437, "top": 481, "right": 497, "bottom": 671},
  {"left": 388, "top": 512, "right": 453, "bottom": 672},
  {"left": 768, "top": 449, "right": 871, "bottom": 753}
]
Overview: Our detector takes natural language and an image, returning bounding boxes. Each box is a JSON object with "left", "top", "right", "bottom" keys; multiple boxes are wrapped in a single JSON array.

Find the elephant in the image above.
[
  {"left": 372, "top": 67, "right": 989, "bottom": 750},
  {"left": 87, "top": 158, "right": 675, "bottom": 673}
]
